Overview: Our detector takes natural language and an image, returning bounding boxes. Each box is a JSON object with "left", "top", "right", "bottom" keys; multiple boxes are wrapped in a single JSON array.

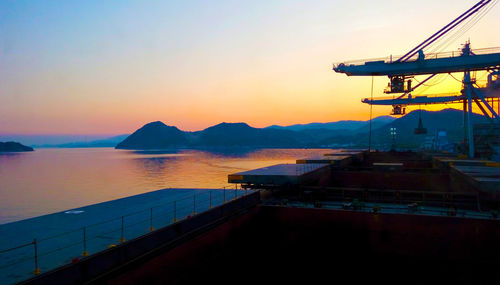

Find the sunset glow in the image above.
[{"left": 1, "top": 0, "right": 499, "bottom": 134}]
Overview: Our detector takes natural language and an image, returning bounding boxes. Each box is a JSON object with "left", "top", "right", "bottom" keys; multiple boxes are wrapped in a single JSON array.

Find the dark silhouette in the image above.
[
  {"left": 115, "top": 109, "right": 487, "bottom": 150},
  {"left": 116, "top": 121, "right": 188, "bottom": 149},
  {"left": 0, "top": 142, "right": 34, "bottom": 152}
]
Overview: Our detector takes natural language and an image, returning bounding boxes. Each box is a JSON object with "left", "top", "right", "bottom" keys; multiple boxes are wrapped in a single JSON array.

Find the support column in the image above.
[
  {"left": 464, "top": 71, "right": 474, "bottom": 158},
  {"left": 463, "top": 99, "right": 467, "bottom": 147}
]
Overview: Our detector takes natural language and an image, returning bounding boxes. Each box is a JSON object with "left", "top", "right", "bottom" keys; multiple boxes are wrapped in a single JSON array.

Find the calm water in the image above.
[{"left": 0, "top": 148, "right": 333, "bottom": 224}]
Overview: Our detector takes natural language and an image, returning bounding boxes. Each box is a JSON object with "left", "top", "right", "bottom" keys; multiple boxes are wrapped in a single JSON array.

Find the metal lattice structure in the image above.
[{"left": 333, "top": 0, "right": 500, "bottom": 158}]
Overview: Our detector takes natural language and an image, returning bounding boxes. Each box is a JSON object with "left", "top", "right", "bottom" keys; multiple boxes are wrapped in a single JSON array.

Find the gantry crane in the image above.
[{"left": 333, "top": 0, "right": 500, "bottom": 158}]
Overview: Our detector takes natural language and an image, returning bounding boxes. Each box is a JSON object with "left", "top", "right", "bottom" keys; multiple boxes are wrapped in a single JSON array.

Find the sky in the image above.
[{"left": 1, "top": 0, "right": 499, "bottom": 135}]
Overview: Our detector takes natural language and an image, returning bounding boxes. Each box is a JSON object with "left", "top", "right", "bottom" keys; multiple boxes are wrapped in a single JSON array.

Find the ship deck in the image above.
[
  {"left": 7, "top": 150, "right": 500, "bottom": 285},
  {"left": 0, "top": 188, "right": 245, "bottom": 284},
  {"left": 227, "top": 163, "right": 330, "bottom": 185}
]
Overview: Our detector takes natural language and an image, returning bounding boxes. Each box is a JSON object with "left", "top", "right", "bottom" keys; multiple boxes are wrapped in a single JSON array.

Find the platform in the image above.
[
  {"left": 333, "top": 49, "right": 500, "bottom": 76},
  {"left": 296, "top": 155, "right": 352, "bottom": 166},
  {"left": 451, "top": 165, "right": 500, "bottom": 194},
  {"left": 323, "top": 151, "right": 362, "bottom": 156},
  {"left": 228, "top": 163, "right": 329, "bottom": 186},
  {"left": 434, "top": 157, "right": 500, "bottom": 169}
]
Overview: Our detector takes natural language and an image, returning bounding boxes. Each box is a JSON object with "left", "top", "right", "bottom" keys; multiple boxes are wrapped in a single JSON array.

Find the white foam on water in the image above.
[{"left": 64, "top": 210, "right": 84, "bottom": 214}]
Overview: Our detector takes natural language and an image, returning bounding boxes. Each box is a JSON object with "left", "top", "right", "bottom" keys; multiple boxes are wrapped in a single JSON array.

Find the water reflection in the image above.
[
  {"left": 130, "top": 149, "right": 183, "bottom": 155},
  {"left": 0, "top": 148, "right": 334, "bottom": 224}
]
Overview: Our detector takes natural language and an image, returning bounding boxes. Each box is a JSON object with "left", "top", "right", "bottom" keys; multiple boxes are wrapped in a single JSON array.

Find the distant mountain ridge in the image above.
[
  {"left": 266, "top": 116, "right": 395, "bottom": 132},
  {"left": 42, "top": 135, "right": 129, "bottom": 148},
  {"left": 116, "top": 122, "right": 305, "bottom": 149},
  {"left": 318, "top": 109, "right": 488, "bottom": 148},
  {"left": 191, "top": 122, "right": 302, "bottom": 147},
  {"left": 115, "top": 109, "right": 484, "bottom": 150},
  {"left": 0, "top": 135, "right": 117, "bottom": 147}
]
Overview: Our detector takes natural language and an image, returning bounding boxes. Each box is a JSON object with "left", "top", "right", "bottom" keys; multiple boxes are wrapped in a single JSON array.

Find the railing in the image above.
[
  {"left": 278, "top": 200, "right": 497, "bottom": 220},
  {"left": 333, "top": 46, "right": 500, "bottom": 68},
  {"left": 0, "top": 188, "right": 254, "bottom": 285},
  {"left": 277, "top": 186, "right": 497, "bottom": 219},
  {"left": 361, "top": 92, "right": 463, "bottom": 103}
]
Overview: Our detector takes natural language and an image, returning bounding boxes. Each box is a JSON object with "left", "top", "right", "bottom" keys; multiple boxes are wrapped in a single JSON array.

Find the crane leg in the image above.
[{"left": 464, "top": 71, "right": 475, "bottom": 158}]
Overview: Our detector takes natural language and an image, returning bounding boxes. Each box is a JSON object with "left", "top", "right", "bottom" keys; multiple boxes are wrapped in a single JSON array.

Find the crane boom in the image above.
[{"left": 334, "top": 49, "right": 500, "bottom": 76}]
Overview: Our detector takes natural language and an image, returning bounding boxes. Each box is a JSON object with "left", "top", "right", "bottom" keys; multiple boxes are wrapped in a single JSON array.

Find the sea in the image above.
[{"left": 0, "top": 147, "right": 332, "bottom": 224}]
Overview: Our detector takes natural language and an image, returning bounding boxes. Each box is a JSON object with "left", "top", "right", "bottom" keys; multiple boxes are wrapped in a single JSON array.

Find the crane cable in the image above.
[
  {"left": 397, "top": 0, "right": 490, "bottom": 62},
  {"left": 440, "top": 0, "right": 498, "bottom": 52},
  {"left": 449, "top": 72, "right": 464, "bottom": 83},
  {"left": 444, "top": 0, "right": 497, "bottom": 53},
  {"left": 427, "top": 0, "right": 498, "bottom": 54},
  {"left": 410, "top": 74, "right": 450, "bottom": 96},
  {"left": 444, "top": 1, "right": 494, "bottom": 48},
  {"left": 412, "top": 74, "right": 448, "bottom": 87}
]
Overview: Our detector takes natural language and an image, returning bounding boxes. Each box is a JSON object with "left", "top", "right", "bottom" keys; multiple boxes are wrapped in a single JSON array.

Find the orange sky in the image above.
[{"left": 1, "top": 0, "right": 499, "bottom": 134}]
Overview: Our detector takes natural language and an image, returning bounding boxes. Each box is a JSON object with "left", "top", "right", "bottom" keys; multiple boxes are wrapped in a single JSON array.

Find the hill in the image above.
[
  {"left": 115, "top": 109, "right": 488, "bottom": 150},
  {"left": 117, "top": 122, "right": 305, "bottom": 149},
  {"left": 116, "top": 122, "right": 188, "bottom": 149},
  {"left": 191, "top": 122, "right": 303, "bottom": 147},
  {"left": 0, "top": 142, "right": 34, "bottom": 152},
  {"left": 319, "top": 108, "right": 488, "bottom": 148},
  {"left": 266, "top": 116, "right": 395, "bottom": 132}
]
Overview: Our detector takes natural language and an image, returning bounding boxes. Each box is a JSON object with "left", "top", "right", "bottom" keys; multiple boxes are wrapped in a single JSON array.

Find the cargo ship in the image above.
[
  {"left": 17, "top": 149, "right": 500, "bottom": 284},
  {"left": 13, "top": 0, "right": 500, "bottom": 284}
]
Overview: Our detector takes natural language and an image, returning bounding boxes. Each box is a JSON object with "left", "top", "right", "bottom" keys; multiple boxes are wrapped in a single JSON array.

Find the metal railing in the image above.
[
  {"left": 278, "top": 199, "right": 497, "bottom": 220},
  {"left": 0, "top": 187, "right": 253, "bottom": 285},
  {"left": 361, "top": 92, "right": 463, "bottom": 103},
  {"left": 333, "top": 46, "right": 500, "bottom": 68},
  {"left": 275, "top": 186, "right": 498, "bottom": 219}
]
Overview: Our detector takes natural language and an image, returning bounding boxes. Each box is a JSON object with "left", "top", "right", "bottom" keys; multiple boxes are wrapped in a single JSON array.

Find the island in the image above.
[{"left": 0, "top": 142, "right": 34, "bottom": 152}]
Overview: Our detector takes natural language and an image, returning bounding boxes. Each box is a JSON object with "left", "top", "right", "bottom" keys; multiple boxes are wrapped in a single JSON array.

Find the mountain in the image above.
[
  {"left": 116, "top": 121, "right": 188, "bottom": 149},
  {"left": 115, "top": 109, "right": 488, "bottom": 150},
  {"left": 192, "top": 122, "right": 303, "bottom": 147},
  {"left": 0, "top": 142, "right": 34, "bottom": 152},
  {"left": 350, "top": 116, "right": 399, "bottom": 134},
  {"left": 117, "top": 122, "right": 304, "bottom": 149},
  {"left": 266, "top": 116, "right": 395, "bottom": 132},
  {"left": 372, "top": 108, "right": 487, "bottom": 147},
  {"left": 319, "top": 108, "right": 488, "bottom": 148}
]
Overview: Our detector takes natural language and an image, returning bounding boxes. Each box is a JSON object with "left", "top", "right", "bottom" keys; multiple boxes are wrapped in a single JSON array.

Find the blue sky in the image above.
[{"left": 1, "top": 0, "right": 499, "bottom": 134}]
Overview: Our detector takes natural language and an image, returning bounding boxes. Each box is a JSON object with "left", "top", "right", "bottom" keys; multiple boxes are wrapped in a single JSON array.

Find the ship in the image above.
[{"left": 13, "top": 0, "right": 500, "bottom": 284}]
